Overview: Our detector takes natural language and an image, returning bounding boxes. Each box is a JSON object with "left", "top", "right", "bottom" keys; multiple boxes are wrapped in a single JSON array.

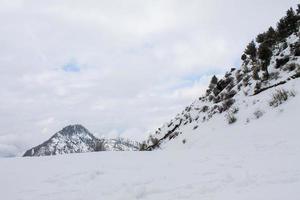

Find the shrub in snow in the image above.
[
  {"left": 220, "top": 98, "right": 235, "bottom": 112},
  {"left": 224, "top": 90, "right": 237, "bottom": 100},
  {"left": 209, "top": 105, "right": 219, "bottom": 114},
  {"left": 262, "top": 71, "right": 269, "bottom": 81},
  {"left": 235, "top": 70, "right": 243, "bottom": 83},
  {"left": 275, "top": 56, "right": 290, "bottom": 69},
  {"left": 193, "top": 125, "right": 198, "bottom": 130},
  {"left": 242, "top": 75, "right": 250, "bottom": 87},
  {"left": 281, "top": 41, "right": 288, "bottom": 50},
  {"left": 269, "top": 72, "right": 280, "bottom": 80},
  {"left": 150, "top": 135, "right": 159, "bottom": 146},
  {"left": 167, "top": 122, "right": 173, "bottom": 127},
  {"left": 216, "top": 77, "right": 233, "bottom": 94},
  {"left": 237, "top": 83, "right": 242, "bottom": 91},
  {"left": 185, "top": 106, "right": 191, "bottom": 112},
  {"left": 226, "top": 112, "right": 237, "bottom": 124},
  {"left": 225, "top": 82, "right": 235, "bottom": 92},
  {"left": 201, "top": 105, "right": 209, "bottom": 112},
  {"left": 254, "top": 110, "right": 264, "bottom": 119},
  {"left": 294, "top": 45, "right": 300, "bottom": 56},
  {"left": 169, "top": 132, "right": 179, "bottom": 140},
  {"left": 139, "top": 142, "right": 148, "bottom": 151},
  {"left": 213, "top": 95, "right": 221, "bottom": 103},
  {"left": 231, "top": 107, "right": 239, "bottom": 114},
  {"left": 254, "top": 82, "right": 262, "bottom": 93},
  {"left": 269, "top": 89, "right": 296, "bottom": 107},
  {"left": 182, "top": 139, "right": 186, "bottom": 144},
  {"left": 284, "top": 63, "right": 299, "bottom": 71}
]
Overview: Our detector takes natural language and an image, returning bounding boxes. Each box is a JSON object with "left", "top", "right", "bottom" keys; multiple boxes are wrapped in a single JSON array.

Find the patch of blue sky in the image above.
[
  {"left": 184, "top": 68, "right": 224, "bottom": 83},
  {"left": 233, "top": 58, "right": 242, "bottom": 69},
  {"left": 62, "top": 59, "right": 81, "bottom": 72},
  {"left": 169, "top": 67, "right": 225, "bottom": 91}
]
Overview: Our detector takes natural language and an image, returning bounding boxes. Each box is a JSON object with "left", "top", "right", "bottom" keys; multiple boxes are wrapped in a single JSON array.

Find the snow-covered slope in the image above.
[
  {"left": 142, "top": 31, "right": 300, "bottom": 151},
  {"left": 23, "top": 125, "right": 139, "bottom": 156}
]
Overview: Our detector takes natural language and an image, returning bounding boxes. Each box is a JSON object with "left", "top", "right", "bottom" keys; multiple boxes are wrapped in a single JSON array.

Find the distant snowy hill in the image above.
[
  {"left": 142, "top": 8, "right": 300, "bottom": 151},
  {"left": 23, "top": 125, "right": 139, "bottom": 156}
]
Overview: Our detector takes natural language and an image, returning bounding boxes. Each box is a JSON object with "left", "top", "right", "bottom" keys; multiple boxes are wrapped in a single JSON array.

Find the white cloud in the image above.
[{"left": 0, "top": 0, "right": 298, "bottom": 156}]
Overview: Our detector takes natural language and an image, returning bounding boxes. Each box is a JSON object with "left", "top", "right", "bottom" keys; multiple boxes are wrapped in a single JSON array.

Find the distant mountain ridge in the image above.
[{"left": 23, "top": 124, "right": 140, "bottom": 157}]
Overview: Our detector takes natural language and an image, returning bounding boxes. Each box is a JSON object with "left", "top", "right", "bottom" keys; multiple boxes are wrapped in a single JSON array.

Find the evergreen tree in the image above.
[
  {"left": 256, "top": 33, "right": 266, "bottom": 44},
  {"left": 208, "top": 75, "right": 218, "bottom": 90},
  {"left": 277, "top": 8, "right": 298, "bottom": 40},
  {"left": 297, "top": 4, "right": 300, "bottom": 15},
  {"left": 241, "top": 54, "right": 247, "bottom": 61},
  {"left": 264, "top": 27, "right": 277, "bottom": 47},
  {"left": 258, "top": 42, "right": 272, "bottom": 79},
  {"left": 206, "top": 75, "right": 218, "bottom": 96},
  {"left": 252, "top": 66, "right": 260, "bottom": 80},
  {"left": 210, "top": 75, "right": 218, "bottom": 85},
  {"left": 244, "top": 41, "right": 257, "bottom": 61},
  {"left": 277, "top": 18, "right": 288, "bottom": 41},
  {"left": 256, "top": 27, "right": 277, "bottom": 47},
  {"left": 285, "top": 8, "right": 298, "bottom": 33},
  {"left": 258, "top": 42, "right": 272, "bottom": 65}
]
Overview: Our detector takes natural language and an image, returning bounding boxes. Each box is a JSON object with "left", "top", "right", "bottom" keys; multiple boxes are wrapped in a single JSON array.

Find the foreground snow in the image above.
[
  {"left": 1, "top": 90, "right": 299, "bottom": 200},
  {"left": 1, "top": 147, "right": 299, "bottom": 200}
]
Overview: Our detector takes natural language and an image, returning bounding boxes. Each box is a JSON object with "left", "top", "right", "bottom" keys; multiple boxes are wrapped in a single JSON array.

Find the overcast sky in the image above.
[{"left": 0, "top": 0, "right": 298, "bottom": 157}]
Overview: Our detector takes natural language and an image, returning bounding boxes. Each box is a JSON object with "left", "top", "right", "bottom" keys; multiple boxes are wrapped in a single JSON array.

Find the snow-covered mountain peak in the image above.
[
  {"left": 23, "top": 124, "right": 140, "bottom": 156},
  {"left": 23, "top": 124, "right": 99, "bottom": 157},
  {"left": 58, "top": 124, "right": 96, "bottom": 140},
  {"left": 60, "top": 124, "right": 90, "bottom": 135}
]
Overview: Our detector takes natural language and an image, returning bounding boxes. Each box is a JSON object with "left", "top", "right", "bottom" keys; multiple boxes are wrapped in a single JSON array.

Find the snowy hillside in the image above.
[
  {"left": 142, "top": 21, "right": 300, "bottom": 151},
  {"left": 23, "top": 125, "right": 139, "bottom": 156}
]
